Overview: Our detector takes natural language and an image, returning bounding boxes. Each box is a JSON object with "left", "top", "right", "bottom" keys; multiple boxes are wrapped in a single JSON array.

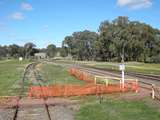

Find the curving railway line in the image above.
[
  {"left": 12, "top": 62, "right": 52, "bottom": 120},
  {"left": 13, "top": 62, "right": 37, "bottom": 120},
  {"left": 10, "top": 61, "right": 76, "bottom": 120}
]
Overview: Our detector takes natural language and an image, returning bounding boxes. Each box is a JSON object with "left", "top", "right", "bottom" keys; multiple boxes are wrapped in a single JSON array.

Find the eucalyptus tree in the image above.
[
  {"left": 24, "top": 42, "right": 36, "bottom": 59},
  {"left": 62, "top": 30, "right": 98, "bottom": 60},
  {"left": 46, "top": 44, "right": 56, "bottom": 58}
]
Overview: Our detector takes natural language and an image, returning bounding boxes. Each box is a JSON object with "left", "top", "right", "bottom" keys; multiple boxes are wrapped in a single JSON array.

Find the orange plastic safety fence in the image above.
[
  {"left": 69, "top": 68, "right": 94, "bottom": 83},
  {"left": 69, "top": 68, "right": 139, "bottom": 92},
  {"left": 28, "top": 68, "right": 139, "bottom": 98},
  {"left": 28, "top": 83, "right": 133, "bottom": 98},
  {"left": 125, "top": 80, "right": 139, "bottom": 92}
]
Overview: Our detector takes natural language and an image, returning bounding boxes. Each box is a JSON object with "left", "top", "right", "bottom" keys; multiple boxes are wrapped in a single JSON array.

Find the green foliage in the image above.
[
  {"left": 60, "top": 47, "right": 68, "bottom": 57},
  {"left": 62, "top": 30, "right": 98, "bottom": 60},
  {"left": 24, "top": 42, "right": 37, "bottom": 59},
  {"left": 46, "top": 44, "right": 56, "bottom": 58},
  {"left": 62, "top": 16, "right": 160, "bottom": 63},
  {"left": 0, "top": 42, "right": 39, "bottom": 59}
]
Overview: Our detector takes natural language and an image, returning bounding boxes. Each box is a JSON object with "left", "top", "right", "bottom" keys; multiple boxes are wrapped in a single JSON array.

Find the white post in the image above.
[
  {"left": 152, "top": 84, "right": 155, "bottom": 99},
  {"left": 105, "top": 79, "right": 108, "bottom": 86},
  {"left": 119, "top": 64, "right": 125, "bottom": 90},
  {"left": 122, "top": 70, "right": 124, "bottom": 89},
  {"left": 120, "top": 78, "right": 122, "bottom": 89},
  {"left": 135, "top": 79, "right": 138, "bottom": 93},
  {"left": 94, "top": 76, "right": 97, "bottom": 85}
]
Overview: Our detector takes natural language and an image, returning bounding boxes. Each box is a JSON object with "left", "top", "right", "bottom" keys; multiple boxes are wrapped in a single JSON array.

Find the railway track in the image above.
[
  {"left": 32, "top": 64, "right": 51, "bottom": 120},
  {"left": 0, "top": 61, "right": 80, "bottom": 120},
  {"left": 74, "top": 65, "right": 160, "bottom": 91},
  {"left": 79, "top": 65, "right": 160, "bottom": 82},
  {"left": 12, "top": 62, "right": 37, "bottom": 120},
  {"left": 2, "top": 60, "right": 159, "bottom": 119},
  {"left": 53, "top": 60, "right": 160, "bottom": 83},
  {"left": 72, "top": 65, "right": 160, "bottom": 101},
  {"left": 12, "top": 62, "right": 52, "bottom": 120}
]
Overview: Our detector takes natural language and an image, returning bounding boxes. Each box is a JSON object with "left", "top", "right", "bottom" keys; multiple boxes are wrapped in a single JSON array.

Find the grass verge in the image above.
[
  {"left": 76, "top": 97, "right": 160, "bottom": 120},
  {"left": 0, "top": 59, "right": 30, "bottom": 96},
  {"left": 39, "top": 63, "right": 85, "bottom": 85}
]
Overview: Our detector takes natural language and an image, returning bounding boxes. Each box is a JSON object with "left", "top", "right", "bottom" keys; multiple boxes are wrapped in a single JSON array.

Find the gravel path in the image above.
[
  {"left": 0, "top": 109, "right": 15, "bottom": 120},
  {"left": 17, "top": 105, "right": 49, "bottom": 120},
  {"left": 49, "top": 105, "right": 75, "bottom": 120}
]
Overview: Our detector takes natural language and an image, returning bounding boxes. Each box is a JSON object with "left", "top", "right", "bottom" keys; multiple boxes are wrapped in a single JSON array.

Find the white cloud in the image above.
[
  {"left": 21, "top": 2, "right": 33, "bottom": 11},
  {"left": 117, "top": 0, "right": 153, "bottom": 9},
  {"left": 10, "top": 12, "right": 25, "bottom": 20}
]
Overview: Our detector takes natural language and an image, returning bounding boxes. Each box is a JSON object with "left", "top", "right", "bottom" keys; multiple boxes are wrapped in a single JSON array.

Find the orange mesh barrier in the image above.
[
  {"left": 69, "top": 68, "right": 94, "bottom": 83},
  {"left": 28, "top": 68, "right": 139, "bottom": 98},
  {"left": 28, "top": 83, "right": 132, "bottom": 98},
  {"left": 69, "top": 68, "right": 139, "bottom": 92},
  {"left": 125, "top": 80, "right": 139, "bottom": 92}
]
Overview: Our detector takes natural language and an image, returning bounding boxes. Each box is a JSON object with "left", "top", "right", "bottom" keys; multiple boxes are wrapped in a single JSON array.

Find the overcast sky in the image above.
[{"left": 0, "top": 0, "right": 159, "bottom": 48}]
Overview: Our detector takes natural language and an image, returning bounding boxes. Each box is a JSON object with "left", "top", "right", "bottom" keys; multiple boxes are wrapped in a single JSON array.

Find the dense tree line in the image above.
[
  {"left": 1, "top": 16, "right": 160, "bottom": 63},
  {"left": 61, "top": 16, "right": 160, "bottom": 63},
  {"left": 0, "top": 42, "right": 57, "bottom": 59}
]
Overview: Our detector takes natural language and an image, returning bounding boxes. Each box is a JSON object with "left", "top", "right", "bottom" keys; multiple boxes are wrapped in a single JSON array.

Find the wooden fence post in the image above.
[
  {"left": 94, "top": 76, "right": 97, "bottom": 85},
  {"left": 105, "top": 78, "right": 108, "bottom": 86},
  {"left": 152, "top": 84, "right": 155, "bottom": 99},
  {"left": 135, "top": 79, "right": 138, "bottom": 93}
]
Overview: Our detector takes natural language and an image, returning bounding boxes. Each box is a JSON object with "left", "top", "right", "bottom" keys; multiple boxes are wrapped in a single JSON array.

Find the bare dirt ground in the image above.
[{"left": 0, "top": 108, "right": 15, "bottom": 120}]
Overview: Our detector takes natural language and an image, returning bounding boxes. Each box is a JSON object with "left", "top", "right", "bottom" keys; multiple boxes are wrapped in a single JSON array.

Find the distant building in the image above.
[{"left": 34, "top": 53, "right": 47, "bottom": 59}]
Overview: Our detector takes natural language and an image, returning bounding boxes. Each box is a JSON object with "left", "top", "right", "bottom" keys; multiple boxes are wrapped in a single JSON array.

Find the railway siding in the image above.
[{"left": 17, "top": 105, "right": 49, "bottom": 120}]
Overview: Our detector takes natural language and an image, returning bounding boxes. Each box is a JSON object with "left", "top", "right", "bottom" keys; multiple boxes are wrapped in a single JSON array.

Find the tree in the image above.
[
  {"left": 46, "top": 44, "right": 56, "bottom": 58},
  {"left": 7, "top": 44, "right": 21, "bottom": 58},
  {"left": 61, "top": 16, "right": 160, "bottom": 63},
  {"left": 62, "top": 30, "right": 98, "bottom": 60},
  {"left": 0, "top": 46, "right": 8, "bottom": 59},
  {"left": 96, "top": 16, "right": 160, "bottom": 62},
  {"left": 24, "top": 42, "right": 36, "bottom": 59}
]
